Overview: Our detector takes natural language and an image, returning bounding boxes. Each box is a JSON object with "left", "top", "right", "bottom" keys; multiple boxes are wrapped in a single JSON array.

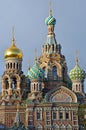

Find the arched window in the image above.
[
  {"left": 37, "top": 83, "right": 38, "bottom": 91},
  {"left": 62, "top": 67, "right": 65, "bottom": 81},
  {"left": 14, "top": 63, "right": 15, "bottom": 68},
  {"left": 17, "top": 63, "right": 18, "bottom": 69},
  {"left": 76, "top": 84, "right": 78, "bottom": 91},
  {"left": 34, "top": 84, "right": 35, "bottom": 90},
  {"left": 39, "top": 84, "right": 41, "bottom": 91},
  {"left": 43, "top": 67, "right": 47, "bottom": 78},
  {"left": 10, "top": 63, "right": 12, "bottom": 69},
  {"left": 52, "top": 66, "right": 57, "bottom": 79},
  {"left": 52, "top": 44, "right": 54, "bottom": 52},
  {"left": 53, "top": 111, "right": 57, "bottom": 120},
  {"left": 79, "top": 84, "right": 81, "bottom": 91},
  {"left": 12, "top": 77, "right": 17, "bottom": 89},
  {"left": 8, "top": 63, "right": 9, "bottom": 69},
  {"left": 46, "top": 45, "right": 47, "bottom": 52},
  {"left": 5, "top": 78, "right": 9, "bottom": 89}
]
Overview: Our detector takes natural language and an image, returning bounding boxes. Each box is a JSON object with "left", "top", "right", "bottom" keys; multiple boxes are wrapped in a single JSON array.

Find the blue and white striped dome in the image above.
[{"left": 27, "top": 60, "right": 44, "bottom": 81}]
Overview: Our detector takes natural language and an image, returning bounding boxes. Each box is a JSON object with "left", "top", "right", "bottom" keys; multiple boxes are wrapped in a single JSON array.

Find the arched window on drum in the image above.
[
  {"left": 52, "top": 66, "right": 57, "bottom": 80},
  {"left": 43, "top": 67, "right": 47, "bottom": 79}
]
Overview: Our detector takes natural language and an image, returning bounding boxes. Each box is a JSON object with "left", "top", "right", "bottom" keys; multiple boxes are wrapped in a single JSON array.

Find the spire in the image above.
[
  {"left": 76, "top": 50, "right": 79, "bottom": 66},
  {"left": 34, "top": 48, "right": 38, "bottom": 64},
  {"left": 28, "top": 60, "right": 30, "bottom": 70},
  {"left": 45, "top": 0, "right": 56, "bottom": 26},
  {"left": 11, "top": 27, "right": 16, "bottom": 47},
  {"left": 49, "top": 0, "right": 52, "bottom": 16}
]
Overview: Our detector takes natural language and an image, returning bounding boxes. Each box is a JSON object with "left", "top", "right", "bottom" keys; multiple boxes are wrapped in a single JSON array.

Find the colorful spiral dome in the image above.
[
  {"left": 69, "top": 64, "right": 86, "bottom": 81},
  {"left": 27, "top": 61, "right": 44, "bottom": 81},
  {"left": 45, "top": 15, "right": 56, "bottom": 26}
]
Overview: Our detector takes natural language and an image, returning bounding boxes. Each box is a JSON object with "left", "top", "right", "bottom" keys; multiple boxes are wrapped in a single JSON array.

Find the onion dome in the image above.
[
  {"left": 4, "top": 31, "right": 23, "bottom": 59},
  {"left": 45, "top": 15, "right": 56, "bottom": 26},
  {"left": 27, "top": 59, "right": 44, "bottom": 81},
  {"left": 69, "top": 56, "right": 86, "bottom": 81}
]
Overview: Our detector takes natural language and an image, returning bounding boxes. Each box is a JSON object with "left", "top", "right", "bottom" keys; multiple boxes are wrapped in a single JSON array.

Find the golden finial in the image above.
[
  {"left": 76, "top": 50, "right": 79, "bottom": 65},
  {"left": 12, "top": 26, "right": 15, "bottom": 46},
  {"left": 49, "top": 0, "right": 52, "bottom": 16}
]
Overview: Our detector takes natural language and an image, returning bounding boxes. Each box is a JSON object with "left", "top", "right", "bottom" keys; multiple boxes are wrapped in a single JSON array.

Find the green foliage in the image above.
[
  {"left": 8, "top": 122, "right": 27, "bottom": 130},
  {"left": 78, "top": 104, "right": 86, "bottom": 129}
]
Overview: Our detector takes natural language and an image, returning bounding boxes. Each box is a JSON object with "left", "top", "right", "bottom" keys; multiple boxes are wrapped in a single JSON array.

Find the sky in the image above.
[{"left": 0, "top": 0, "right": 86, "bottom": 91}]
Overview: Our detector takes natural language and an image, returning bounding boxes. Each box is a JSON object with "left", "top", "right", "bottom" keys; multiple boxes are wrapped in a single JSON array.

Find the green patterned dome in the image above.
[
  {"left": 69, "top": 64, "right": 86, "bottom": 81},
  {"left": 27, "top": 60, "right": 44, "bottom": 81},
  {"left": 45, "top": 15, "right": 56, "bottom": 26}
]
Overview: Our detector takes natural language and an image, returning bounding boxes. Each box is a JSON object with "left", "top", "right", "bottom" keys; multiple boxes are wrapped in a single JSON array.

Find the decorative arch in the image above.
[
  {"left": 36, "top": 123, "right": 43, "bottom": 129},
  {"left": 54, "top": 124, "right": 59, "bottom": 129},
  {"left": 10, "top": 74, "right": 20, "bottom": 89},
  {"left": 60, "top": 124, "right": 65, "bottom": 129},
  {"left": 2, "top": 75, "right": 10, "bottom": 81},
  {"left": 2, "top": 75, "right": 10, "bottom": 90},
  {"left": 66, "top": 124, "right": 72, "bottom": 129},
  {"left": 11, "top": 74, "right": 20, "bottom": 81},
  {"left": 45, "top": 86, "right": 77, "bottom": 103}
]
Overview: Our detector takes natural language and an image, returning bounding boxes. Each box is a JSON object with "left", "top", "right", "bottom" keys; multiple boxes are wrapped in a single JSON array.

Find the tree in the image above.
[{"left": 78, "top": 104, "right": 86, "bottom": 130}]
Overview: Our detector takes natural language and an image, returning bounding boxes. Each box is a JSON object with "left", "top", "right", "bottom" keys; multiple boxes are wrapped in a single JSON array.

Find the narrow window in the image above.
[
  {"left": 59, "top": 111, "right": 63, "bottom": 119},
  {"left": 52, "top": 66, "right": 57, "bottom": 79},
  {"left": 39, "top": 84, "right": 41, "bottom": 91},
  {"left": 53, "top": 112, "right": 57, "bottom": 120},
  {"left": 17, "top": 63, "right": 18, "bottom": 69},
  {"left": 66, "top": 112, "right": 69, "bottom": 119},
  {"left": 10, "top": 63, "right": 12, "bottom": 69},
  {"left": 37, "top": 112, "right": 40, "bottom": 120},
  {"left": 34, "top": 84, "right": 35, "bottom": 90},
  {"left": 43, "top": 67, "right": 47, "bottom": 78},
  {"left": 76, "top": 84, "right": 78, "bottom": 91},
  {"left": 14, "top": 63, "right": 15, "bottom": 68},
  {"left": 52, "top": 44, "right": 54, "bottom": 52}
]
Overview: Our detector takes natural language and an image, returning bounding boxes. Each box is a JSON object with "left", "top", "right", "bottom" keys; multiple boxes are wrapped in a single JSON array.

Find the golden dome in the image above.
[{"left": 4, "top": 37, "right": 23, "bottom": 59}]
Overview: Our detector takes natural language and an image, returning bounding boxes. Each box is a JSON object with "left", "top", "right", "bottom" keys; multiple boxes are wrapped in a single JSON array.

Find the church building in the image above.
[{"left": 0, "top": 1, "right": 86, "bottom": 130}]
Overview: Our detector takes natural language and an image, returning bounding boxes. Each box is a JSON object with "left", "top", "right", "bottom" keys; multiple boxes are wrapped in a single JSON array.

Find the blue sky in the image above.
[{"left": 0, "top": 0, "right": 86, "bottom": 91}]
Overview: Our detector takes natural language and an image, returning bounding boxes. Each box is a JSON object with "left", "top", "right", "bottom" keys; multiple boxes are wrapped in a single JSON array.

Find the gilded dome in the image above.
[
  {"left": 4, "top": 38, "right": 23, "bottom": 59},
  {"left": 69, "top": 64, "right": 86, "bottom": 81},
  {"left": 27, "top": 60, "right": 44, "bottom": 81}
]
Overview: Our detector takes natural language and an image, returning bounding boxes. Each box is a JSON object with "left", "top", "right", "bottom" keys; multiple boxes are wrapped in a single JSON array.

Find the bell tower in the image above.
[{"left": 1, "top": 29, "right": 27, "bottom": 104}]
